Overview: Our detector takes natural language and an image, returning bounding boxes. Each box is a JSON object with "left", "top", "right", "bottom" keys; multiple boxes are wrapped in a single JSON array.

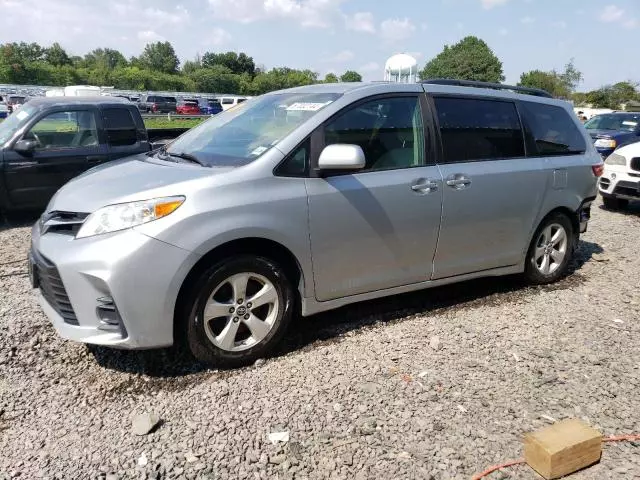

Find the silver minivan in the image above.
[{"left": 30, "top": 81, "right": 601, "bottom": 367}]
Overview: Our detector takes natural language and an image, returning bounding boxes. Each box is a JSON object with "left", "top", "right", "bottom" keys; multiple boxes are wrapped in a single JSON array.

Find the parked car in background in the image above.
[
  {"left": 0, "top": 103, "right": 8, "bottom": 119},
  {"left": 0, "top": 97, "right": 186, "bottom": 213},
  {"left": 137, "top": 94, "right": 177, "bottom": 114},
  {"left": 176, "top": 99, "right": 201, "bottom": 115},
  {"left": 598, "top": 141, "right": 640, "bottom": 210},
  {"left": 584, "top": 112, "right": 640, "bottom": 158},
  {"left": 196, "top": 98, "right": 223, "bottom": 115},
  {"left": 216, "top": 96, "right": 249, "bottom": 111},
  {"left": 29, "top": 81, "right": 600, "bottom": 367}
]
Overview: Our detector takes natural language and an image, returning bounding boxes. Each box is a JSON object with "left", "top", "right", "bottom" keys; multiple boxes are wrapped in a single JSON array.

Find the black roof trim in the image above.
[{"left": 421, "top": 79, "right": 553, "bottom": 98}]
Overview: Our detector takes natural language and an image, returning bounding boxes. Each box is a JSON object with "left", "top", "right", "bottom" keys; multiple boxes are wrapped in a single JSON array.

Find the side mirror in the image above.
[
  {"left": 318, "top": 144, "right": 366, "bottom": 171},
  {"left": 14, "top": 139, "right": 38, "bottom": 154}
]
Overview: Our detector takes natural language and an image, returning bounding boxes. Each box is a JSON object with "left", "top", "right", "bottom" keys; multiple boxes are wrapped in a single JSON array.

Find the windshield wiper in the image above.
[{"left": 156, "top": 147, "right": 206, "bottom": 167}]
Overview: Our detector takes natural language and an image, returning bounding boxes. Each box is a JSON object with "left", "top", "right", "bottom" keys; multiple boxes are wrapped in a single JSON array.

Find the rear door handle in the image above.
[
  {"left": 445, "top": 174, "right": 471, "bottom": 189},
  {"left": 411, "top": 178, "right": 439, "bottom": 194}
]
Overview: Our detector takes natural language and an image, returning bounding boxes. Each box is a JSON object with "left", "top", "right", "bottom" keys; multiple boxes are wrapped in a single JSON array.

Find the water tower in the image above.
[{"left": 384, "top": 53, "right": 418, "bottom": 83}]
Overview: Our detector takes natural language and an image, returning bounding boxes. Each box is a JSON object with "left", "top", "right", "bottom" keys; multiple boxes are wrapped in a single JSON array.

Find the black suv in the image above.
[{"left": 137, "top": 94, "right": 177, "bottom": 114}]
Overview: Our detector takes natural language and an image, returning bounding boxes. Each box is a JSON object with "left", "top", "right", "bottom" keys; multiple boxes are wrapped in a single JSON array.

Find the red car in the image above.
[{"left": 176, "top": 99, "right": 201, "bottom": 115}]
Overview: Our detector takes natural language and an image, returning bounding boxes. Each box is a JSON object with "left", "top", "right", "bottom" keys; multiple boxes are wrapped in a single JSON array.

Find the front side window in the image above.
[
  {"left": 434, "top": 97, "right": 525, "bottom": 163},
  {"left": 520, "top": 102, "right": 586, "bottom": 156},
  {"left": 103, "top": 108, "right": 137, "bottom": 146},
  {"left": 26, "top": 110, "right": 98, "bottom": 150},
  {"left": 324, "top": 96, "right": 425, "bottom": 171},
  {"left": 164, "top": 92, "right": 340, "bottom": 167}
]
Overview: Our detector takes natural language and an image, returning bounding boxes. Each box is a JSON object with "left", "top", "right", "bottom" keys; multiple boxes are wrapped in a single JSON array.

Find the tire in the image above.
[
  {"left": 524, "top": 213, "right": 574, "bottom": 285},
  {"left": 602, "top": 196, "right": 628, "bottom": 210},
  {"left": 184, "top": 255, "right": 294, "bottom": 368}
]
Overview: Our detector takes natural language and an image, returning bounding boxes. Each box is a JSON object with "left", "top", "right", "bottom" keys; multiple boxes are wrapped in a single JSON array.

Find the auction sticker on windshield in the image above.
[
  {"left": 16, "top": 110, "right": 29, "bottom": 120},
  {"left": 622, "top": 121, "right": 638, "bottom": 127},
  {"left": 286, "top": 102, "right": 332, "bottom": 112}
]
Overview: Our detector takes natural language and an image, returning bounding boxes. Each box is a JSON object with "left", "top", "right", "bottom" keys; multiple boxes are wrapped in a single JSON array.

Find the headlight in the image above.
[
  {"left": 76, "top": 196, "right": 185, "bottom": 239},
  {"left": 594, "top": 138, "right": 617, "bottom": 149},
  {"left": 605, "top": 153, "right": 626, "bottom": 166}
]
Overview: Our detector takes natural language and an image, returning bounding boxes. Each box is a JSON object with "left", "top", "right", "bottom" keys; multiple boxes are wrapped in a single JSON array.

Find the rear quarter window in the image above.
[
  {"left": 519, "top": 102, "right": 586, "bottom": 156},
  {"left": 103, "top": 108, "right": 138, "bottom": 146}
]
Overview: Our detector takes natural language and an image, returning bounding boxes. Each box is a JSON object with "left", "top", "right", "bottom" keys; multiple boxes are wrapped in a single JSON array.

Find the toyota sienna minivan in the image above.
[{"left": 30, "top": 80, "right": 601, "bottom": 367}]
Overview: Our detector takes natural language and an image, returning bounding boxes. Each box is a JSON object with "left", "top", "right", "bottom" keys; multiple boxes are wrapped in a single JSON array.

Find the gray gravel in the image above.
[{"left": 1, "top": 200, "right": 640, "bottom": 479}]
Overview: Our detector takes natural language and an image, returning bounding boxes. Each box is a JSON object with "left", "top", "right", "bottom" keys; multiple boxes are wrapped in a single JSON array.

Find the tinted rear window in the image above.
[
  {"left": 165, "top": 97, "right": 177, "bottom": 103},
  {"left": 103, "top": 108, "right": 138, "bottom": 146},
  {"left": 434, "top": 97, "right": 525, "bottom": 163},
  {"left": 519, "top": 102, "right": 586, "bottom": 156}
]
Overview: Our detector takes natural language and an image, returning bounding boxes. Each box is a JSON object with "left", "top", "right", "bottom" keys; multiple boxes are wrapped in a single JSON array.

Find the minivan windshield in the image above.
[
  {"left": 0, "top": 104, "right": 36, "bottom": 145},
  {"left": 164, "top": 92, "right": 341, "bottom": 167},
  {"left": 584, "top": 114, "right": 640, "bottom": 132}
]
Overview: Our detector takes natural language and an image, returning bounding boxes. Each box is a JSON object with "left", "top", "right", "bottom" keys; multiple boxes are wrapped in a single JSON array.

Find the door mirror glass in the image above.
[
  {"left": 318, "top": 144, "right": 366, "bottom": 170},
  {"left": 14, "top": 139, "right": 38, "bottom": 153}
]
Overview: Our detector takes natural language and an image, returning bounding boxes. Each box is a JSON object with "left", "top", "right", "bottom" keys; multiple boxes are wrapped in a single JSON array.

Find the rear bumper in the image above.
[
  {"left": 577, "top": 196, "right": 596, "bottom": 234},
  {"left": 30, "top": 223, "right": 199, "bottom": 349}
]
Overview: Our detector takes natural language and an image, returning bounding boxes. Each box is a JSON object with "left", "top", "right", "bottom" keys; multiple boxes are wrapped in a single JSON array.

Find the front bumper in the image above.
[
  {"left": 596, "top": 147, "right": 615, "bottom": 158},
  {"left": 30, "top": 223, "right": 199, "bottom": 349},
  {"left": 598, "top": 169, "right": 640, "bottom": 200}
]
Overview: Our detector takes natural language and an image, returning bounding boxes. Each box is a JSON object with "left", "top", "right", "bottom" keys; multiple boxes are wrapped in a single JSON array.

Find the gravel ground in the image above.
[{"left": 1, "top": 200, "right": 639, "bottom": 480}]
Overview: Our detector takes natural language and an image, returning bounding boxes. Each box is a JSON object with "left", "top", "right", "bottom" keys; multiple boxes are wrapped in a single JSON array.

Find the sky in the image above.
[{"left": 1, "top": 0, "right": 638, "bottom": 91}]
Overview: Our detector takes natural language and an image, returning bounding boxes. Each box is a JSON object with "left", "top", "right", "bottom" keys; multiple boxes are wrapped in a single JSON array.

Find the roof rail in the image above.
[{"left": 421, "top": 79, "right": 553, "bottom": 98}]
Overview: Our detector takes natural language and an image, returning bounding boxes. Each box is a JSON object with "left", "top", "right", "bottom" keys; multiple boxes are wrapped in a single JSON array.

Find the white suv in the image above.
[{"left": 599, "top": 142, "right": 640, "bottom": 209}]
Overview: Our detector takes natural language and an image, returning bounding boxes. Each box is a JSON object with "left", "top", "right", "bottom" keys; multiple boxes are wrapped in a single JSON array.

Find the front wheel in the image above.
[
  {"left": 185, "top": 256, "right": 294, "bottom": 368},
  {"left": 602, "top": 196, "right": 628, "bottom": 210},
  {"left": 524, "top": 213, "right": 574, "bottom": 285}
]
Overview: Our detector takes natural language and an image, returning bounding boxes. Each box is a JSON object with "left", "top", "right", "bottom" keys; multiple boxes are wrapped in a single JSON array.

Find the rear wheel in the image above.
[
  {"left": 524, "top": 213, "right": 574, "bottom": 285},
  {"left": 602, "top": 196, "right": 628, "bottom": 210},
  {"left": 185, "top": 256, "right": 294, "bottom": 368}
]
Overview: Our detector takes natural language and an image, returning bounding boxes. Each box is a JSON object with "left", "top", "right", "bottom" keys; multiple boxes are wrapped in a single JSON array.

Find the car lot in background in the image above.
[
  {"left": 176, "top": 98, "right": 201, "bottom": 115},
  {"left": 598, "top": 141, "right": 640, "bottom": 210},
  {"left": 0, "top": 102, "right": 8, "bottom": 119},
  {"left": 216, "top": 95, "right": 248, "bottom": 110},
  {"left": 137, "top": 94, "right": 177, "bottom": 113},
  {"left": 6, "top": 95, "right": 27, "bottom": 113},
  {"left": 584, "top": 112, "right": 640, "bottom": 157}
]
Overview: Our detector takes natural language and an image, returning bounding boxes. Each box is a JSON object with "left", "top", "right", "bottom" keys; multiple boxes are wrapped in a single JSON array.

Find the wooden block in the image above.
[{"left": 524, "top": 419, "right": 602, "bottom": 479}]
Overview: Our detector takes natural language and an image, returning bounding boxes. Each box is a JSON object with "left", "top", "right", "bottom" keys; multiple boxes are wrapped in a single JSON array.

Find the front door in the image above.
[
  {"left": 4, "top": 108, "right": 107, "bottom": 210},
  {"left": 429, "top": 95, "right": 548, "bottom": 279},
  {"left": 307, "top": 94, "right": 443, "bottom": 301}
]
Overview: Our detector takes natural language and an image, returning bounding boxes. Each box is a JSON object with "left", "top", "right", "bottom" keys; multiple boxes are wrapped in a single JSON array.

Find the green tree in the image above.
[
  {"left": 44, "top": 42, "right": 71, "bottom": 66},
  {"left": 83, "top": 48, "right": 128, "bottom": 70},
  {"left": 340, "top": 70, "right": 362, "bottom": 82},
  {"left": 138, "top": 41, "right": 179, "bottom": 74},
  {"left": 518, "top": 60, "right": 583, "bottom": 98},
  {"left": 201, "top": 51, "right": 255, "bottom": 76},
  {"left": 188, "top": 65, "right": 240, "bottom": 93},
  {"left": 324, "top": 73, "right": 339, "bottom": 83},
  {"left": 420, "top": 36, "right": 504, "bottom": 83},
  {"left": 182, "top": 59, "right": 202, "bottom": 75}
]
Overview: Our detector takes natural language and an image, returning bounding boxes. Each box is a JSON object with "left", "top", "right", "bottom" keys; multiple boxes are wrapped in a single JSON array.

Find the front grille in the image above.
[
  {"left": 40, "top": 211, "right": 89, "bottom": 235},
  {"left": 631, "top": 157, "right": 640, "bottom": 172},
  {"left": 32, "top": 250, "right": 78, "bottom": 325},
  {"left": 612, "top": 180, "right": 640, "bottom": 199}
]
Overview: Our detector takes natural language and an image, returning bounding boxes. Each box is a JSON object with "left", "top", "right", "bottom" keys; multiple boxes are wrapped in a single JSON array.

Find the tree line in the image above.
[{"left": 1, "top": 38, "right": 637, "bottom": 109}]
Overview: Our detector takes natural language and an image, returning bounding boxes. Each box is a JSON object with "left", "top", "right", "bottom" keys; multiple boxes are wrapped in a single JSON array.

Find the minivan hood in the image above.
[{"left": 48, "top": 154, "right": 232, "bottom": 213}]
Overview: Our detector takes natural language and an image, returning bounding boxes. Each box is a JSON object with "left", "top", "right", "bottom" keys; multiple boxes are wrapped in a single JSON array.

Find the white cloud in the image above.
[
  {"left": 481, "top": 0, "right": 509, "bottom": 9},
  {"left": 137, "top": 30, "right": 166, "bottom": 43},
  {"left": 359, "top": 62, "right": 380, "bottom": 73},
  {"left": 204, "top": 27, "right": 232, "bottom": 46},
  {"left": 208, "top": 0, "right": 343, "bottom": 28},
  {"left": 551, "top": 20, "right": 567, "bottom": 29},
  {"left": 520, "top": 16, "right": 535, "bottom": 24},
  {"left": 599, "top": 5, "right": 624, "bottom": 22},
  {"left": 623, "top": 18, "right": 638, "bottom": 29},
  {"left": 143, "top": 5, "right": 190, "bottom": 26},
  {"left": 324, "top": 49, "right": 355, "bottom": 63},
  {"left": 380, "top": 18, "right": 416, "bottom": 42},
  {"left": 346, "top": 12, "right": 375, "bottom": 33}
]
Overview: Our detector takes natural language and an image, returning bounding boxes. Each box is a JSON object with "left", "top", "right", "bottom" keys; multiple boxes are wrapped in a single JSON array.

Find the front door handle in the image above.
[
  {"left": 445, "top": 174, "right": 471, "bottom": 190},
  {"left": 411, "top": 178, "right": 439, "bottom": 194}
]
